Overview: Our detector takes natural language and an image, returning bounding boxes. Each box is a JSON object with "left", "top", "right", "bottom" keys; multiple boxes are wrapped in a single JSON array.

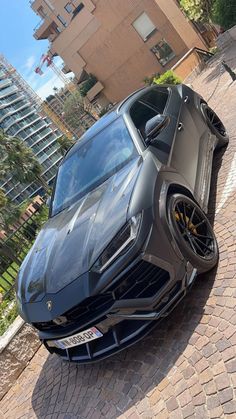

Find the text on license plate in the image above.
[{"left": 53, "top": 327, "right": 103, "bottom": 349}]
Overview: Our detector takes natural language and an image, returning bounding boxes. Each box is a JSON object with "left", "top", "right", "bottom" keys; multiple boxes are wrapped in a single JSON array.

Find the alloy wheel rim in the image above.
[
  {"left": 174, "top": 200, "right": 215, "bottom": 260},
  {"left": 204, "top": 105, "right": 226, "bottom": 137}
]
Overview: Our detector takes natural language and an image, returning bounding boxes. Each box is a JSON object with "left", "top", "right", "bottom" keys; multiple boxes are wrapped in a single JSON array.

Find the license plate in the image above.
[{"left": 53, "top": 327, "right": 103, "bottom": 349}]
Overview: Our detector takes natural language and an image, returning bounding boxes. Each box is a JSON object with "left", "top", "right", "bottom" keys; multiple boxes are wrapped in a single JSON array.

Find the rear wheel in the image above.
[
  {"left": 168, "top": 194, "right": 219, "bottom": 273},
  {"left": 201, "top": 103, "right": 229, "bottom": 149}
]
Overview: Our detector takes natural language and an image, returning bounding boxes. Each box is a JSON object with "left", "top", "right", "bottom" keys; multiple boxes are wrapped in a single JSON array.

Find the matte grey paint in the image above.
[{"left": 16, "top": 84, "right": 227, "bottom": 361}]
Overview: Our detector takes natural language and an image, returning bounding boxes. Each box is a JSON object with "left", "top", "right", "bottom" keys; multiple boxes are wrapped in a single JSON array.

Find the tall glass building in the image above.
[{"left": 0, "top": 55, "right": 63, "bottom": 204}]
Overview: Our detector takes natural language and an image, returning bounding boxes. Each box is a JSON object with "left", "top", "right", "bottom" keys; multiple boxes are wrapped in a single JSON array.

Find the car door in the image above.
[
  {"left": 136, "top": 86, "right": 201, "bottom": 183},
  {"left": 167, "top": 86, "right": 210, "bottom": 205},
  {"left": 134, "top": 87, "right": 176, "bottom": 165}
]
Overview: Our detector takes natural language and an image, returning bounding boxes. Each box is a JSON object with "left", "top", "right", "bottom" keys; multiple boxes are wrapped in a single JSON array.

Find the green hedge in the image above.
[
  {"left": 154, "top": 70, "right": 182, "bottom": 85},
  {"left": 79, "top": 74, "right": 97, "bottom": 97},
  {"left": 0, "top": 299, "right": 18, "bottom": 336}
]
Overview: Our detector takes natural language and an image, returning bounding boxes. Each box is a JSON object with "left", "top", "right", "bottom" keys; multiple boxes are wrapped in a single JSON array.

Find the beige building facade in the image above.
[{"left": 31, "top": 0, "right": 207, "bottom": 106}]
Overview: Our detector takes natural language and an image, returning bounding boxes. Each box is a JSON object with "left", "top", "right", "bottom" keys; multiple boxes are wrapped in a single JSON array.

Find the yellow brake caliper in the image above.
[{"left": 175, "top": 211, "right": 197, "bottom": 235}]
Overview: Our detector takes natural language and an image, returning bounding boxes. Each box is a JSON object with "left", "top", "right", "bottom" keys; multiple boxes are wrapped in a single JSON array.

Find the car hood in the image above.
[{"left": 17, "top": 158, "right": 141, "bottom": 304}]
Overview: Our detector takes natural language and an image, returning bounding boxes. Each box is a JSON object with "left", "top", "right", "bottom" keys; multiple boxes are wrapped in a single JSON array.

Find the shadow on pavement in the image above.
[
  {"left": 202, "top": 45, "right": 236, "bottom": 86},
  {"left": 31, "top": 147, "right": 226, "bottom": 419}
]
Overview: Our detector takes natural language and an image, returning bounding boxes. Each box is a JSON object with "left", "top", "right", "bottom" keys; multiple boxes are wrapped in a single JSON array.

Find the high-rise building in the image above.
[
  {"left": 0, "top": 55, "right": 63, "bottom": 204},
  {"left": 30, "top": 0, "right": 207, "bottom": 108}
]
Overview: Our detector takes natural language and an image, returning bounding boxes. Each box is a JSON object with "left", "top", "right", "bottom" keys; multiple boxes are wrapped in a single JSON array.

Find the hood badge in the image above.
[{"left": 46, "top": 300, "right": 53, "bottom": 311}]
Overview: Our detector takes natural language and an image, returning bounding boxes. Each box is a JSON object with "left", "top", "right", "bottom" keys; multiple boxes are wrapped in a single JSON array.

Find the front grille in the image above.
[
  {"left": 108, "top": 260, "right": 170, "bottom": 300},
  {"left": 34, "top": 294, "right": 113, "bottom": 332},
  {"left": 66, "top": 294, "right": 113, "bottom": 326},
  {"left": 35, "top": 260, "right": 169, "bottom": 333}
]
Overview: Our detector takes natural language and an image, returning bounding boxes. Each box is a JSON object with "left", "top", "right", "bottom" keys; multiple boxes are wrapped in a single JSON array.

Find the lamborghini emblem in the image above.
[{"left": 46, "top": 300, "right": 53, "bottom": 311}]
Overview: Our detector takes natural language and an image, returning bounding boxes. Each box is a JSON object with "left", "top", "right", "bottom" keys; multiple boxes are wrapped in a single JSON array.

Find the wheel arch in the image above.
[{"left": 167, "top": 183, "right": 196, "bottom": 202}]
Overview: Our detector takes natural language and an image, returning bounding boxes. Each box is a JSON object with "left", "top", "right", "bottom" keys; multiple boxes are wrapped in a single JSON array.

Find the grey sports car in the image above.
[{"left": 16, "top": 84, "right": 228, "bottom": 363}]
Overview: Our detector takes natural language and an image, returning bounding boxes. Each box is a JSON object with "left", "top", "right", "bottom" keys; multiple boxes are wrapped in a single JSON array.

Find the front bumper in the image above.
[
  {"left": 30, "top": 206, "right": 197, "bottom": 364},
  {"left": 40, "top": 255, "right": 197, "bottom": 363}
]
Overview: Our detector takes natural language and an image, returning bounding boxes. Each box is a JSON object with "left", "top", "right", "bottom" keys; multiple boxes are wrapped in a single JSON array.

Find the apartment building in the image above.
[
  {"left": 0, "top": 55, "right": 63, "bottom": 204},
  {"left": 31, "top": 0, "right": 207, "bottom": 107}
]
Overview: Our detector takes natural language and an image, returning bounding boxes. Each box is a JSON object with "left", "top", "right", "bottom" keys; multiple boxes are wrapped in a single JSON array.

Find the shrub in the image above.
[
  {"left": 143, "top": 72, "right": 160, "bottom": 86},
  {"left": 209, "top": 46, "right": 219, "bottom": 56},
  {"left": 154, "top": 70, "right": 182, "bottom": 85},
  {"left": 212, "top": 0, "right": 236, "bottom": 31},
  {"left": 79, "top": 74, "right": 97, "bottom": 97},
  {"left": 0, "top": 299, "right": 18, "bottom": 336},
  {"left": 98, "top": 107, "right": 109, "bottom": 117}
]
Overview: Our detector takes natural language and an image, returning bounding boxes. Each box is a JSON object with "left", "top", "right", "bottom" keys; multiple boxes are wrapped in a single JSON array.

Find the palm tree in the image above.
[
  {"left": 0, "top": 188, "right": 21, "bottom": 233},
  {"left": 0, "top": 129, "right": 50, "bottom": 194},
  {"left": 0, "top": 188, "right": 7, "bottom": 209}
]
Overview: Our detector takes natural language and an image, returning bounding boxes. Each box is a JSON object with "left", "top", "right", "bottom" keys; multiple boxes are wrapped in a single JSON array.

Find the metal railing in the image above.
[
  {"left": 0, "top": 201, "right": 46, "bottom": 301},
  {"left": 33, "top": 18, "right": 46, "bottom": 33}
]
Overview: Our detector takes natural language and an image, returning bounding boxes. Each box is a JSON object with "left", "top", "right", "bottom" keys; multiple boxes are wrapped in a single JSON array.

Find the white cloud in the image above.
[
  {"left": 36, "top": 73, "right": 65, "bottom": 100},
  {"left": 25, "top": 71, "right": 42, "bottom": 91},
  {"left": 25, "top": 55, "right": 36, "bottom": 70}
]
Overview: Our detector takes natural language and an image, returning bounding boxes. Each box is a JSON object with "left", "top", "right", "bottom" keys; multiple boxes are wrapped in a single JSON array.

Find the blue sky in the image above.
[{"left": 0, "top": 1, "right": 65, "bottom": 99}]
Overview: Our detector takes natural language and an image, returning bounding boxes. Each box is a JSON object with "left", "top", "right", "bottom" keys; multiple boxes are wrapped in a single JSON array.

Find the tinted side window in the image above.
[
  {"left": 141, "top": 88, "right": 169, "bottom": 113},
  {"left": 130, "top": 102, "right": 157, "bottom": 138}
]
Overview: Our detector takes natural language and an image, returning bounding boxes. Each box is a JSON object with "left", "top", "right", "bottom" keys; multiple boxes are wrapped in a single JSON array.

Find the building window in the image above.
[
  {"left": 72, "top": 3, "right": 84, "bottom": 20},
  {"left": 65, "top": 2, "right": 73, "bottom": 13},
  {"left": 57, "top": 14, "right": 67, "bottom": 27},
  {"left": 132, "top": 12, "right": 156, "bottom": 41},
  {"left": 38, "top": 6, "right": 47, "bottom": 18},
  {"left": 151, "top": 40, "right": 175, "bottom": 66}
]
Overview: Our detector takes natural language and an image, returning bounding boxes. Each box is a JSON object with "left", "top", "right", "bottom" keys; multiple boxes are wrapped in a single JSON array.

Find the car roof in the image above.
[{"left": 117, "top": 84, "right": 175, "bottom": 112}]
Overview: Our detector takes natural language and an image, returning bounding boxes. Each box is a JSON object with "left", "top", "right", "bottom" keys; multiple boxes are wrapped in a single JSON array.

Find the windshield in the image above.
[{"left": 51, "top": 117, "right": 138, "bottom": 216}]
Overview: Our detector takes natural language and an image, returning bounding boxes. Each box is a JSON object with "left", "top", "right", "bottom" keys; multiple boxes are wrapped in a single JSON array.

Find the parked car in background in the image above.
[{"left": 16, "top": 84, "right": 228, "bottom": 363}]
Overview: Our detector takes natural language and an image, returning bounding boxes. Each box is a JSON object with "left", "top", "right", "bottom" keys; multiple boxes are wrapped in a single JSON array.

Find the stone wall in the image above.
[
  {"left": 0, "top": 317, "right": 41, "bottom": 400},
  {"left": 171, "top": 48, "right": 204, "bottom": 81}
]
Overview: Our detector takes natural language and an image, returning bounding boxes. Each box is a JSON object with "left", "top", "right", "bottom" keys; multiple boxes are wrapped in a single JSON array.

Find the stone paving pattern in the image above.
[{"left": 0, "top": 47, "right": 236, "bottom": 418}]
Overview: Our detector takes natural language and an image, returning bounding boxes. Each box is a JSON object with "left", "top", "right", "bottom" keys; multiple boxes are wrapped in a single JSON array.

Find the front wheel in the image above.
[
  {"left": 201, "top": 103, "right": 229, "bottom": 149},
  {"left": 168, "top": 194, "right": 219, "bottom": 273}
]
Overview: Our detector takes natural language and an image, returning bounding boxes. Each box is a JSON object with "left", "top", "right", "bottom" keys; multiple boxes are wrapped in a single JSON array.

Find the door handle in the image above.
[{"left": 178, "top": 122, "right": 183, "bottom": 131}]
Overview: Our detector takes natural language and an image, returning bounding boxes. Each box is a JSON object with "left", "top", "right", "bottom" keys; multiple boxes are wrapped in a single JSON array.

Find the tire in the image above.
[
  {"left": 168, "top": 194, "right": 219, "bottom": 273},
  {"left": 201, "top": 103, "right": 229, "bottom": 149}
]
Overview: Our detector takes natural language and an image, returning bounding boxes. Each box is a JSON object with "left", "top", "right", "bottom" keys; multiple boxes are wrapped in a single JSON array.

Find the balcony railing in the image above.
[
  {"left": 33, "top": 18, "right": 45, "bottom": 33},
  {"left": 33, "top": 16, "right": 58, "bottom": 40},
  {"left": 86, "top": 81, "right": 104, "bottom": 101},
  {"left": 0, "top": 85, "right": 18, "bottom": 99},
  {"left": 0, "top": 79, "right": 11, "bottom": 89}
]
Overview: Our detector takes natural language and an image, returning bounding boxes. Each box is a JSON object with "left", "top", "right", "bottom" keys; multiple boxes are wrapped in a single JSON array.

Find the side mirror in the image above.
[
  {"left": 46, "top": 196, "right": 51, "bottom": 208},
  {"left": 145, "top": 114, "right": 170, "bottom": 143}
]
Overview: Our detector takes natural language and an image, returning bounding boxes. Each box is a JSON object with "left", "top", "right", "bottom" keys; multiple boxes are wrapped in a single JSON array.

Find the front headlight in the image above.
[{"left": 92, "top": 213, "right": 142, "bottom": 273}]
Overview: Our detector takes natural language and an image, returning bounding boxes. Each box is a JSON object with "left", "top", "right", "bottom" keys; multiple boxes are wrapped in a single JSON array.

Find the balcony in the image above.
[
  {"left": 30, "top": 0, "right": 44, "bottom": 12},
  {"left": 0, "top": 94, "right": 25, "bottom": 109},
  {"left": 0, "top": 85, "right": 18, "bottom": 99},
  {"left": 86, "top": 81, "right": 104, "bottom": 101},
  {"left": 0, "top": 79, "right": 11, "bottom": 90},
  {"left": 34, "top": 18, "right": 59, "bottom": 40}
]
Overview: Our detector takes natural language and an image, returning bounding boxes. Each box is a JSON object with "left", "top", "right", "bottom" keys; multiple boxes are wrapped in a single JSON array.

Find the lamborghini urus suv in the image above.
[{"left": 16, "top": 84, "right": 228, "bottom": 363}]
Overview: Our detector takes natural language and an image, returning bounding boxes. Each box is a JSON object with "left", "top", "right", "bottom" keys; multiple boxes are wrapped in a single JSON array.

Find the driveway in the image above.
[{"left": 1, "top": 47, "right": 236, "bottom": 419}]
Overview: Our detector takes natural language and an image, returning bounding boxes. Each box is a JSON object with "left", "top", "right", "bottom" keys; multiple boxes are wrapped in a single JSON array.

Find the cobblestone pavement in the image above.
[{"left": 1, "top": 47, "right": 236, "bottom": 419}]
